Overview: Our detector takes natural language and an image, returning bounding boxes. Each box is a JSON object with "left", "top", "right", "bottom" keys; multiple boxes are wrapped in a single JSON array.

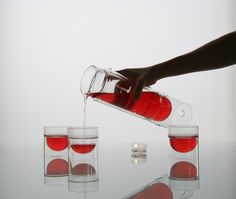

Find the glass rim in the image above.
[
  {"left": 168, "top": 125, "right": 198, "bottom": 129},
  {"left": 68, "top": 126, "right": 98, "bottom": 139},
  {"left": 131, "top": 142, "right": 147, "bottom": 146},
  {"left": 68, "top": 126, "right": 98, "bottom": 130},
  {"left": 44, "top": 125, "right": 71, "bottom": 129},
  {"left": 168, "top": 125, "right": 199, "bottom": 137},
  {"left": 44, "top": 126, "right": 70, "bottom": 135},
  {"left": 80, "top": 65, "right": 106, "bottom": 95}
]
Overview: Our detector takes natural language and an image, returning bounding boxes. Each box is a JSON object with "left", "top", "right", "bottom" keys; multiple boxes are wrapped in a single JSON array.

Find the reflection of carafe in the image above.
[
  {"left": 123, "top": 174, "right": 173, "bottom": 199},
  {"left": 123, "top": 174, "right": 199, "bottom": 199},
  {"left": 80, "top": 65, "right": 193, "bottom": 127}
]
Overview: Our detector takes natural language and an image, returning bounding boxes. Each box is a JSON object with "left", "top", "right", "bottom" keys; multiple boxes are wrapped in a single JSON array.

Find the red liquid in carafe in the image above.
[
  {"left": 46, "top": 135, "right": 68, "bottom": 151},
  {"left": 90, "top": 91, "right": 172, "bottom": 121},
  {"left": 169, "top": 136, "right": 197, "bottom": 153},
  {"left": 71, "top": 144, "right": 96, "bottom": 154}
]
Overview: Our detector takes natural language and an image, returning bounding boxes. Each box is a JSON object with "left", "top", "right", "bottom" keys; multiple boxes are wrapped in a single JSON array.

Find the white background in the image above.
[{"left": 0, "top": 0, "right": 235, "bottom": 143}]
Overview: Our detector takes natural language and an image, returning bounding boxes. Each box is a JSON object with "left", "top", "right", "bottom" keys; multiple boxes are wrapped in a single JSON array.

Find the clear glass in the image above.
[
  {"left": 131, "top": 143, "right": 147, "bottom": 153},
  {"left": 68, "top": 127, "right": 99, "bottom": 185},
  {"left": 168, "top": 125, "right": 199, "bottom": 194},
  {"left": 44, "top": 126, "right": 69, "bottom": 156},
  {"left": 80, "top": 65, "right": 193, "bottom": 128},
  {"left": 131, "top": 153, "right": 147, "bottom": 164}
]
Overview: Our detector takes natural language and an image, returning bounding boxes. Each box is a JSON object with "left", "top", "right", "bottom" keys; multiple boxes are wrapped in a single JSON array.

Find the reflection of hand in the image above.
[{"left": 117, "top": 66, "right": 161, "bottom": 101}]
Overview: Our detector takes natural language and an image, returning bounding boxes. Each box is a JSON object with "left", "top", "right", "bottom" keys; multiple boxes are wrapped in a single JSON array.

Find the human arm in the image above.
[{"left": 118, "top": 31, "right": 236, "bottom": 100}]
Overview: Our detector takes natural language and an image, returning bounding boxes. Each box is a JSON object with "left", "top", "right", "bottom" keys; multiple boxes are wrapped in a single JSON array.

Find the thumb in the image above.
[{"left": 133, "top": 77, "right": 145, "bottom": 101}]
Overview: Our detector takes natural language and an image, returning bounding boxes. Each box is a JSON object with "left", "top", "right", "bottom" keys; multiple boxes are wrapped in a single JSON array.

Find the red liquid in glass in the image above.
[
  {"left": 169, "top": 136, "right": 197, "bottom": 153},
  {"left": 71, "top": 144, "right": 96, "bottom": 154},
  {"left": 46, "top": 158, "right": 68, "bottom": 176},
  {"left": 90, "top": 91, "right": 172, "bottom": 121},
  {"left": 46, "top": 135, "right": 68, "bottom": 151},
  {"left": 170, "top": 161, "right": 197, "bottom": 180},
  {"left": 71, "top": 163, "right": 96, "bottom": 176}
]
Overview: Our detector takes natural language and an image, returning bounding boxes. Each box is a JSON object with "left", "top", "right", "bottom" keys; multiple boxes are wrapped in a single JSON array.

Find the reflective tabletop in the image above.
[{"left": 0, "top": 139, "right": 235, "bottom": 199}]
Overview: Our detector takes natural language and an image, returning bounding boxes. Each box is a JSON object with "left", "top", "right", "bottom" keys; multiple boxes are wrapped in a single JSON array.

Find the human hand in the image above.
[{"left": 117, "top": 66, "right": 160, "bottom": 101}]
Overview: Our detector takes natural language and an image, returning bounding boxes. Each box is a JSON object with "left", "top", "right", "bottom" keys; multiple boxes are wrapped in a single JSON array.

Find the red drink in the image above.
[
  {"left": 71, "top": 144, "right": 96, "bottom": 154},
  {"left": 46, "top": 158, "right": 68, "bottom": 176},
  {"left": 130, "top": 183, "right": 173, "bottom": 199},
  {"left": 144, "top": 183, "right": 173, "bottom": 199},
  {"left": 71, "top": 163, "right": 96, "bottom": 176},
  {"left": 169, "top": 136, "right": 197, "bottom": 153},
  {"left": 170, "top": 161, "right": 197, "bottom": 180},
  {"left": 46, "top": 135, "right": 68, "bottom": 151},
  {"left": 90, "top": 91, "right": 172, "bottom": 121},
  {"left": 130, "top": 191, "right": 146, "bottom": 199}
]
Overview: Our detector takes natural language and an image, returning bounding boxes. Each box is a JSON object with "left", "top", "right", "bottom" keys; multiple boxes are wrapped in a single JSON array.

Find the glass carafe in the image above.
[{"left": 80, "top": 65, "right": 192, "bottom": 127}]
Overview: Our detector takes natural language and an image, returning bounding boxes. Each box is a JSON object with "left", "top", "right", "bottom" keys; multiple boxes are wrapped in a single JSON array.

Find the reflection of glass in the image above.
[
  {"left": 44, "top": 155, "right": 68, "bottom": 185},
  {"left": 131, "top": 143, "right": 147, "bottom": 164},
  {"left": 68, "top": 179, "right": 99, "bottom": 193},
  {"left": 168, "top": 160, "right": 200, "bottom": 198},
  {"left": 170, "top": 161, "right": 198, "bottom": 180},
  {"left": 131, "top": 153, "right": 147, "bottom": 164},
  {"left": 80, "top": 65, "right": 192, "bottom": 127},
  {"left": 44, "top": 126, "right": 69, "bottom": 156},
  {"left": 68, "top": 127, "right": 99, "bottom": 193},
  {"left": 47, "top": 158, "right": 68, "bottom": 176}
]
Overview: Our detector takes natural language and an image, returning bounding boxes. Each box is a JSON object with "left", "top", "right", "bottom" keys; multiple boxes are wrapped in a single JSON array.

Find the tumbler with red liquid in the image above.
[
  {"left": 68, "top": 127, "right": 99, "bottom": 192},
  {"left": 44, "top": 126, "right": 69, "bottom": 185},
  {"left": 168, "top": 125, "right": 200, "bottom": 196},
  {"left": 80, "top": 65, "right": 193, "bottom": 127}
]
